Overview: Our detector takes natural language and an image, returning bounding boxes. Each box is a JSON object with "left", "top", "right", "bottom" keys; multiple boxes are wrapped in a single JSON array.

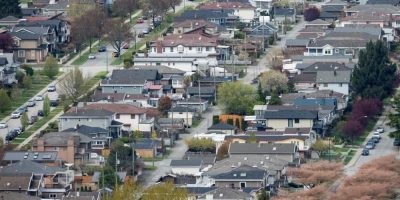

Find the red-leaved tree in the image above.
[
  {"left": 304, "top": 7, "right": 320, "bottom": 22},
  {"left": 0, "top": 33, "right": 13, "bottom": 52},
  {"left": 341, "top": 119, "right": 364, "bottom": 143}
]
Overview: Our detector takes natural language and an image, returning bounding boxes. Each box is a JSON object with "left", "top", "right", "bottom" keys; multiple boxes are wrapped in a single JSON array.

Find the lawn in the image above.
[
  {"left": 143, "top": 157, "right": 163, "bottom": 162},
  {"left": 191, "top": 118, "right": 203, "bottom": 128},
  {"left": 71, "top": 44, "right": 99, "bottom": 66},
  {"left": 343, "top": 149, "right": 357, "bottom": 165},
  {"left": 0, "top": 74, "right": 53, "bottom": 120},
  {"left": 144, "top": 165, "right": 157, "bottom": 170}
]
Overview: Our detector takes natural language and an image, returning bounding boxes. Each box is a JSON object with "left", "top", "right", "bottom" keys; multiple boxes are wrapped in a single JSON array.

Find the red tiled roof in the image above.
[
  {"left": 84, "top": 103, "right": 147, "bottom": 115},
  {"left": 151, "top": 33, "right": 217, "bottom": 47},
  {"left": 198, "top": 2, "right": 255, "bottom": 9}
]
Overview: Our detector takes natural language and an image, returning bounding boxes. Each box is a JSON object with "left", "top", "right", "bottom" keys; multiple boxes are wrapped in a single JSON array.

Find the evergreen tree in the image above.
[
  {"left": 0, "top": 89, "right": 11, "bottom": 113},
  {"left": 20, "top": 112, "right": 29, "bottom": 129},
  {"left": 268, "top": 92, "right": 282, "bottom": 105},
  {"left": 352, "top": 40, "right": 396, "bottom": 100},
  {"left": 0, "top": 0, "right": 22, "bottom": 19},
  {"left": 257, "top": 82, "right": 266, "bottom": 103},
  {"left": 43, "top": 95, "right": 50, "bottom": 117}
]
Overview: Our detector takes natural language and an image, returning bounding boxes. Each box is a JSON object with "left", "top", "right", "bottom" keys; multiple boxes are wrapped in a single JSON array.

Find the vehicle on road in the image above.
[
  {"left": 29, "top": 116, "right": 38, "bottom": 125},
  {"left": 47, "top": 85, "right": 56, "bottom": 92},
  {"left": 361, "top": 148, "right": 369, "bottom": 156},
  {"left": 38, "top": 110, "right": 44, "bottom": 117},
  {"left": 376, "top": 127, "right": 384, "bottom": 133},
  {"left": 88, "top": 54, "right": 96, "bottom": 59},
  {"left": 35, "top": 95, "right": 44, "bottom": 101},
  {"left": 137, "top": 18, "right": 144, "bottom": 23},
  {"left": 6, "top": 131, "right": 17, "bottom": 141},
  {"left": 112, "top": 52, "right": 120, "bottom": 58},
  {"left": 142, "top": 28, "right": 149, "bottom": 34},
  {"left": 50, "top": 99, "right": 59, "bottom": 107},
  {"left": 142, "top": 15, "right": 148, "bottom": 20},
  {"left": 17, "top": 106, "right": 28, "bottom": 113},
  {"left": 365, "top": 141, "right": 375, "bottom": 149},
  {"left": 11, "top": 111, "right": 21, "bottom": 119},
  {"left": 13, "top": 127, "right": 24, "bottom": 135},
  {"left": 27, "top": 100, "right": 36, "bottom": 107},
  {"left": 372, "top": 132, "right": 381, "bottom": 140},
  {"left": 0, "top": 122, "right": 7, "bottom": 129},
  {"left": 98, "top": 45, "right": 107, "bottom": 52},
  {"left": 138, "top": 33, "right": 145, "bottom": 38},
  {"left": 394, "top": 138, "right": 400, "bottom": 146},
  {"left": 370, "top": 137, "right": 379, "bottom": 143},
  {"left": 122, "top": 43, "right": 130, "bottom": 49}
]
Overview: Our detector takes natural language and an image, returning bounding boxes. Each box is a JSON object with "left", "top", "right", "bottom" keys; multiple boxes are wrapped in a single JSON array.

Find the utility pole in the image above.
[
  {"left": 115, "top": 152, "right": 118, "bottom": 187},
  {"left": 106, "top": 49, "right": 109, "bottom": 73}
]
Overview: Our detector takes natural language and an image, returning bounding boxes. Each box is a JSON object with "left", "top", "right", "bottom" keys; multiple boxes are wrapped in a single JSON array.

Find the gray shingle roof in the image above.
[
  {"left": 130, "top": 65, "right": 185, "bottom": 75},
  {"left": 63, "top": 125, "right": 109, "bottom": 136},
  {"left": 183, "top": 152, "right": 216, "bottom": 165},
  {"left": 10, "top": 31, "right": 40, "bottom": 40},
  {"left": 0, "top": 160, "right": 63, "bottom": 175},
  {"left": 286, "top": 39, "right": 310, "bottom": 46},
  {"left": 158, "top": 118, "right": 184, "bottom": 124},
  {"left": 367, "top": 0, "right": 400, "bottom": 4},
  {"left": 61, "top": 109, "right": 114, "bottom": 118},
  {"left": 292, "top": 73, "right": 316, "bottom": 83},
  {"left": 0, "top": 16, "right": 19, "bottom": 22},
  {"left": 0, "top": 192, "right": 40, "bottom": 200},
  {"left": 187, "top": 86, "right": 215, "bottom": 95},
  {"left": 316, "top": 70, "right": 351, "bottom": 83},
  {"left": 169, "top": 106, "right": 196, "bottom": 113},
  {"left": 32, "top": 131, "right": 93, "bottom": 147},
  {"left": 225, "top": 134, "right": 309, "bottom": 142},
  {"left": 175, "top": 10, "right": 233, "bottom": 22},
  {"left": 263, "top": 110, "right": 318, "bottom": 119},
  {"left": 102, "top": 69, "right": 158, "bottom": 85},
  {"left": 170, "top": 159, "right": 202, "bottom": 167},
  {"left": 212, "top": 165, "right": 266, "bottom": 180},
  {"left": 296, "top": 62, "right": 353, "bottom": 71},
  {"left": 229, "top": 143, "right": 297, "bottom": 154},
  {"left": 307, "top": 19, "right": 330, "bottom": 25},
  {"left": 321, "top": 5, "right": 344, "bottom": 12},
  {"left": 274, "top": 8, "right": 294, "bottom": 16},
  {"left": 12, "top": 26, "right": 50, "bottom": 35},
  {"left": 198, "top": 187, "right": 252, "bottom": 199},
  {"left": 44, "top": 0, "right": 70, "bottom": 10},
  {"left": 3, "top": 151, "right": 58, "bottom": 162},
  {"left": 208, "top": 123, "right": 236, "bottom": 130}
]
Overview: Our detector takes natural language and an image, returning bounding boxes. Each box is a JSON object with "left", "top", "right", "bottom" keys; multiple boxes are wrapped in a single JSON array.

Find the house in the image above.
[
  {"left": 296, "top": 61, "right": 353, "bottom": 74},
  {"left": 245, "top": 23, "right": 278, "bottom": 43},
  {"left": 32, "top": 131, "right": 106, "bottom": 165},
  {"left": 10, "top": 30, "right": 48, "bottom": 63},
  {"left": 281, "top": 90, "right": 348, "bottom": 111},
  {"left": 0, "top": 53, "right": 18, "bottom": 86},
  {"left": 228, "top": 143, "right": 298, "bottom": 163},
  {"left": 170, "top": 159, "right": 202, "bottom": 176},
  {"left": 83, "top": 103, "right": 153, "bottom": 132},
  {"left": 177, "top": 97, "right": 209, "bottom": 112},
  {"left": 366, "top": 0, "right": 400, "bottom": 5},
  {"left": 273, "top": 7, "right": 295, "bottom": 24},
  {"left": 101, "top": 69, "right": 159, "bottom": 94},
  {"left": 285, "top": 39, "right": 309, "bottom": 54},
  {"left": 316, "top": 70, "right": 351, "bottom": 95},
  {"left": 2, "top": 151, "right": 58, "bottom": 164},
  {"left": 198, "top": 2, "right": 256, "bottom": 23},
  {"left": 208, "top": 123, "right": 237, "bottom": 135},
  {"left": 42, "top": 0, "right": 70, "bottom": 16},
  {"left": 255, "top": 109, "right": 318, "bottom": 131},
  {"left": 168, "top": 106, "right": 196, "bottom": 127},
  {"left": 211, "top": 165, "right": 267, "bottom": 188},
  {"left": 291, "top": 73, "right": 317, "bottom": 91},
  {"left": 0, "top": 160, "right": 73, "bottom": 199},
  {"left": 197, "top": 187, "right": 252, "bottom": 200},
  {"left": 187, "top": 86, "right": 216, "bottom": 102},
  {"left": 134, "top": 32, "right": 218, "bottom": 73},
  {"left": 175, "top": 10, "right": 239, "bottom": 27},
  {"left": 305, "top": 19, "right": 331, "bottom": 29},
  {"left": 172, "top": 19, "right": 225, "bottom": 35},
  {"left": 58, "top": 109, "right": 123, "bottom": 137},
  {"left": 134, "top": 139, "right": 160, "bottom": 158},
  {"left": 319, "top": 5, "right": 345, "bottom": 22},
  {"left": 158, "top": 118, "right": 185, "bottom": 131},
  {"left": 62, "top": 125, "right": 111, "bottom": 149},
  {"left": 11, "top": 26, "right": 56, "bottom": 53},
  {"left": 91, "top": 92, "right": 150, "bottom": 107},
  {"left": 0, "top": 16, "right": 20, "bottom": 27}
]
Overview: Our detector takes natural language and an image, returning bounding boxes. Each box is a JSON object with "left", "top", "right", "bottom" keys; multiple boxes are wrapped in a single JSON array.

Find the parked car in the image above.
[
  {"left": 376, "top": 127, "right": 384, "bottom": 133},
  {"left": 0, "top": 122, "right": 7, "bottom": 129},
  {"left": 27, "top": 100, "right": 36, "bottom": 107},
  {"left": 112, "top": 52, "right": 120, "bottom": 58},
  {"left": 137, "top": 18, "right": 144, "bottom": 23},
  {"left": 142, "top": 15, "right": 148, "bottom": 20},
  {"left": 370, "top": 137, "right": 379, "bottom": 143},
  {"left": 365, "top": 141, "right": 375, "bottom": 149},
  {"left": 361, "top": 148, "right": 369, "bottom": 156},
  {"left": 5, "top": 131, "right": 16, "bottom": 141},
  {"left": 372, "top": 132, "right": 381, "bottom": 140},
  {"left": 29, "top": 116, "right": 38, "bottom": 125},
  {"left": 11, "top": 111, "right": 21, "bottom": 119},
  {"left": 38, "top": 110, "right": 44, "bottom": 117},
  {"left": 88, "top": 54, "right": 96, "bottom": 59},
  {"left": 122, "top": 43, "right": 130, "bottom": 49},
  {"left": 50, "top": 99, "right": 59, "bottom": 107},
  {"left": 394, "top": 138, "right": 400, "bottom": 146},
  {"left": 47, "top": 85, "right": 56, "bottom": 92},
  {"left": 98, "top": 45, "right": 107, "bottom": 52},
  {"left": 17, "top": 106, "right": 28, "bottom": 113},
  {"left": 138, "top": 33, "right": 145, "bottom": 38},
  {"left": 142, "top": 28, "right": 149, "bottom": 34},
  {"left": 35, "top": 95, "right": 44, "bottom": 101},
  {"left": 13, "top": 127, "right": 22, "bottom": 135}
]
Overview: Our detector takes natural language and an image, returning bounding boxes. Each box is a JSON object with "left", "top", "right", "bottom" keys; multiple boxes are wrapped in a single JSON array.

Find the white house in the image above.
[
  {"left": 170, "top": 159, "right": 202, "bottom": 176},
  {"left": 316, "top": 70, "right": 351, "bottom": 95},
  {"left": 198, "top": 2, "right": 256, "bottom": 23},
  {"left": 168, "top": 106, "right": 196, "bottom": 127}
]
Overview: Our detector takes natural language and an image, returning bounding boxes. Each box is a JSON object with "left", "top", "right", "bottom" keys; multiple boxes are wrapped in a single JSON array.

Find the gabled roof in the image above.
[
  {"left": 321, "top": 5, "right": 345, "bottom": 12},
  {"left": 151, "top": 33, "right": 217, "bottom": 47},
  {"left": 296, "top": 62, "right": 353, "bottom": 71},
  {"left": 187, "top": 86, "right": 215, "bottom": 94},
  {"left": 286, "top": 39, "right": 310, "bottom": 46},
  {"left": 170, "top": 159, "right": 202, "bottom": 167},
  {"left": 274, "top": 7, "right": 295, "bottom": 16},
  {"left": 32, "top": 131, "right": 93, "bottom": 147},
  {"left": 0, "top": 16, "right": 19, "bottom": 22},
  {"left": 316, "top": 70, "right": 351, "bottom": 83},
  {"left": 293, "top": 98, "right": 337, "bottom": 107},
  {"left": 307, "top": 19, "right": 330, "bottom": 25},
  {"left": 44, "top": 0, "right": 70, "bottom": 10},
  {"left": 367, "top": 0, "right": 400, "bottom": 4},
  {"left": 134, "top": 139, "right": 160, "bottom": 149},
  {"left": 63, "top": 125, "right": 109, "bottom": 135},
  {"left": 208, "top": 123, "right": 236, "bottom": 130},
  {"left": 62, "top": 108, "right": 114, "bottom": 118},
  {"left": 212, "top": 165, "right": 266, "bottom": 180},
  {"left": 130, "top": 65, "right": 185, "bottom": 75},
  {"left": 229, "top": 143, "right": 297, "bottom": 154},
  {"left": 0, "top": 160, "right": 63, "bottom": 175},
  {"left": 198, "top": 2, "right": 255, "bottom": 10},
  {"left": 12, "top": 26, "right": 50, "bottom": 35},
  {"left": 263, "top": 110, "right": 318, "bottom": 119},
  {"left": 173, "top": 19, "right": 219, "bottom": 28},
  {"left": 92, "top": 92, "right": 126, "bottom": 102},
  {"left": 344, "top": 4, "right": 400, "bottom": 13},
  {"left": 175, "top": 10, "right": 234, "bottom": 22},
  {"left": 10, "top": 30, "right": 40, "bottom": 40},
  {"left": 225, "top": 134, "right": 309, "bottom": 142},
  {"left": 291, "top": 73, "right": 316, "bottom": 83},
  {"left": 198, "top": 187, "right": 252, "bottom": 199},
  {"left": 83, "top": 103, "right": 147, "bottom": 115},
  {"left": 169, "top": 106, "right": 196, "bottom": 113},
  {"left": 184, "top": 152, "right": 216, "bottom": 165},
  {"left": 334, "top": 26, "right": 382, "bottom": 37},
  {"left": 3, "top": 151, "right": 58, "bottom": 162},
  {"left": 101, "top": 69, "right": 158, "bottom": 85}
]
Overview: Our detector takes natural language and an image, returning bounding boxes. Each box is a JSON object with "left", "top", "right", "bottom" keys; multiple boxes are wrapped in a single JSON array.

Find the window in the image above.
[
  {"left": 335, "top": 49, "right": 339, "bottom": 53},
  {"left": 162, "top": 48, "right": 165, "bottom": 52},
  {"left": 49, "top": 194, "right": 57, "bottom": 198},
  {"left": 131, "top": 114, "right": 135, "bottom": 119},
  {"left": 323, "top": 83, "right": 328, "bottom": 87},
  {"left": 324, "top": 49, "right": 331, "bottom": 55},
  {"left": 345, "top": 49, "right": 353, "bottom": 55},
  {"left": 18, "top": 50, "right": 25, "bottom": 58},
  {"left": 116, "top": 114, "right": 120, "bottom": 119},
  {"left": 170, "top": 47, "right": 173, "bottom": 52},
  {"left": 197, "top": 47, "right": 202, "bottom": 52},
  {"left": 339, "top": 83, "right": 343, "bottom": 87},
  {"left": 240, "top": 182, "right": 246, "bottom": 188},
  {"left": 189, "top": 47, "right": 192, "bottom": 50},
  {"left": 294, "top": 119, "right": 299, "bottom": 123},
  {"left": 288, "top": 119, "right": 294, "bottom": 127},
  {"left": 317, "top": 49, "right": 323, "bottom": 53},
  {"left": 206, "top": 47, "right": 210, "bottom": 51},
  {"left": 156, "top": 62, "right": 161, "bottom": 66}
]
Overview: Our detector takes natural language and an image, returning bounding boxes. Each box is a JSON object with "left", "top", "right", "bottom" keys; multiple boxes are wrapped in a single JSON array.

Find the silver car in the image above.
[{"left": 0, "top": 122, "right": 7, "bottom": 129}]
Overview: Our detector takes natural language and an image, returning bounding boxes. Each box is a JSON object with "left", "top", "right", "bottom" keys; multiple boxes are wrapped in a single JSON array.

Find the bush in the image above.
[
  {"left": 186, "top": 138, "right": 215, "bottom": 153},
  {"left": 234, "top": 31, "right": 245, "bottom": 39},
  {"left": 227, "top": 119, "right": 234, "bottom": 125},
  {"left": 213, "top": 115, "right": 220, "bottom": 125}
]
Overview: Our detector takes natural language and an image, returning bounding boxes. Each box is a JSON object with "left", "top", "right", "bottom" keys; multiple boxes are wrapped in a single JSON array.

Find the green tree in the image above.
[
  {"left": 21, "top": 65, "right": 34, "bottom": 76},
  {"left": 142, "top": 182, "right": 188, "bottom": 200},
  {"left": 59, "top": 67, "right": 86, "bottom": 102},
  {"left": 247, "top": 132, "right": 257, "bottom": 143},
  {"left": 186, "top": 138, "right": 215, "bottom": 152},
  {"left": 352, "top": 40, "right": 396, "bottom": 100},
  {"left": 43, "top": 95, "right": 51, "bottom": 117},
  {"left": 311, "top": 139, "right": 329, "bottom": 157},
  {"left": 43, "top": 55, "right": 59, "bottom": 79},
  {"left": 133, "top": 130, "right": 143, "bottom": 141},
  {"left": 259, "top": 70, "right": 288, "bottom": 94},
  {"left": 0, "top": 0, "right": 22, "bottom": 18},
  {"left": 212, "top": 115, "right": 220, "bottom": 125},
  {"left": 15, "top": 70, "right": 25, "bottom": 84},
  {"left": 107, "top": 140, "right": 133, "bottom": 172},
  {"left": 218, "top": 81, "right": 257, "bottom": 115},
  {"left": 287, "top": 78, "right": 295, "bottom": 93},
  {"left": 99, "top": 165, "right": 121, "bottom": 188},
  {"left": 20, "top": 112, "right": 29, "bottom": 129},
  {"left": 257, "top": 82, "right": 266, "bottom": 103},
  {"left": 0, "top": 89, "right": 11, "bottom": 113},
  {"left": 268, "top": 92, "right": 282, "bottom": 105},
  {"left": 388, "top": 94, "right": 400, "bottom": 145},
  {"left": 22, "top": 75, "right": 32, "bottom": 89},
  {"left": 234, "top": 31, "right": 245, "bottom": 39},
  {"left": 258, "top": 188, "right": 270, "bottom": 200}
]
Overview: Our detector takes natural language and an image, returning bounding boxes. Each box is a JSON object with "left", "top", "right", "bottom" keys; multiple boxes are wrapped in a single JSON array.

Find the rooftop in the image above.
[
  {"left": 62, "top": 108, "right": 114, "bottom": 118},
  {"left": 229, "top": 143, "right": 297, "bottom": 154},
  {"left": 83, "top": 103, "right": 147, "bottom": 115},
  {"left": 291, "top": 73, "right": 316, "bottom": 83},
  {"left": 0, "top": 160, "right": 63, "bottom": 175},
  {"left": 198, "top": 187, "right": 252, "bottom": 199},
  {"left": 212, "top": 165, "right": 266, "bottom": 180},
  {"left": 263, "top": 109, "right": 318, "bottom": 119},
  {"left": 169, "top": 106, "right": 196, "bottom": 113},
  {"left": 198, "top": 2, "right": 255, "bottom": 9},
  {"left": 208, "top": 123, "right": 237, "bottom": 130},
  {"left": 32, "top": 131, "right": 92, "bottom": 147},
  {"left": 170, "top": 159, "right": 202, "bottom": 167},
  {"left": 101, "top": 69, "right": 158, "bottom": 85},
  {"left": 3, "top": 151, "right": 58, "bottom": 162},
  {"left": 151, "top": 33, "right": 217, "bottom": 47},
  {"left": 316, "top": 70, "right": 351, "bottom": 83}
]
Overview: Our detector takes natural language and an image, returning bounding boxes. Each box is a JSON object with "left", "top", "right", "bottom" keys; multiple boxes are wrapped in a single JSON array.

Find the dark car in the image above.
[
  {"left": 142, "top": 15, "right": 148, "bottom": 20},
  {"left": 38, "top": 110, "right": 45, "bottom": 117},
  {"left": 365, "top": 141, "right": 375, "bottom": 149},
  {"left": 29, "top": 116, "right": 38, "bottom": 125},
  {"left": 369, "top": 137, "right": 379, "bottom": 143},
  {"left": 98, "top": 45, "right": 107, "bottom": 52},
  {"left": 361, "top": 148, "right": 369, "bottom": 156},
  {"left": 50, "top": 100, "right": 59, "bottom": 107},
  {"left": 112, "top": 52, "right": 120, "bottom": 58},
  {"left": 17, "top": 106, "right": 28, "bottom": 113},
  {"left": 394, "top": 138, "right": 400, "bottom": 146},
  {"left": 138, "top": 33, "right": 145, "bottom": 38}
]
